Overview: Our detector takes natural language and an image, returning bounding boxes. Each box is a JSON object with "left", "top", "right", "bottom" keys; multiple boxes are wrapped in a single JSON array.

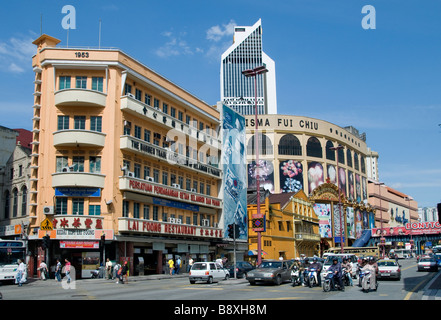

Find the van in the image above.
[
  {"left": 320, "top": 254, "right": 359, "bottom": 281},
  {"left": 189, "top": 262, "right": 230, "bottom": 284}
]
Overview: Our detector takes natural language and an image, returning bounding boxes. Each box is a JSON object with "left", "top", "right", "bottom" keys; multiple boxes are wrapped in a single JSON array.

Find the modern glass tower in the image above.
[{"left": 220, "top": 19, "right": 277, "bottom": 115}]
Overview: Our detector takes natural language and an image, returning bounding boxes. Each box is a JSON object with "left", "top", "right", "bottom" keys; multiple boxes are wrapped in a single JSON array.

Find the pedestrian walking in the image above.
[
  {"left": 175, "top": 257, "right": 181, "bottom": 274},
  {"left": 55, "top": 259, "right": 62, "bottom": 281},
  {"left": 64, "top": 259, "right": 71, "bottom": 284},
  {"left": 121, "top": 261, "right": 128, "bottom": 284},
  {"left": 15, "top": 259, "right": 26, "bottom": 287},
  {"left": 114, "top": 262, "right": 122, "bottom": 283},
  {"left": 168, "top": 258, "right": 174, "bottom": 276},
  {"left": 106, "top": 258, "right": 113, "bottom": 280},
  {"left": 187, "top": 256, "right": 194, "bottom": 273},
  {"left": 39, "top": 260, "right": 48, "bottom": 280}
]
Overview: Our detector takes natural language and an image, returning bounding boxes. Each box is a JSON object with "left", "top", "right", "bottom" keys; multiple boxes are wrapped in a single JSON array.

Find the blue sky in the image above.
[{"left": 1, "top": 0, "right": 440, "bottom": 208}]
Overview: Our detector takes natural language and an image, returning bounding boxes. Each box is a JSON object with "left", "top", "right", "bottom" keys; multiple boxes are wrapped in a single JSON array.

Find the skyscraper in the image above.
[{"left": 220, "top": 19, "right": 277, "bottom": 115}]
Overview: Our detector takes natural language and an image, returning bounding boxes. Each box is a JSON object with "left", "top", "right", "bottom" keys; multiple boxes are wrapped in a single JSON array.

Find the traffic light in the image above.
[
  {"left": 100, "top": 233, "right": 105, "bottom": 249},
  {"left": 42, "top": 235, "right": 50, "bottom": 249},
  {"left": 227, "top": 224, "right": 234, "bottom": 238},
  {"left": 234, "top": 224, "right": 240, "bottom": 238}
]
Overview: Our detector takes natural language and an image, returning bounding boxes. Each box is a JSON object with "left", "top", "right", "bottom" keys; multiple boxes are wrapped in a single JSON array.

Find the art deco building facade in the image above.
[
  {"left": 28, "top": 34, "right": 223, "bottom": 277},
  {"left": 220, "top": 19, "right": 277, "bottom": 116}
]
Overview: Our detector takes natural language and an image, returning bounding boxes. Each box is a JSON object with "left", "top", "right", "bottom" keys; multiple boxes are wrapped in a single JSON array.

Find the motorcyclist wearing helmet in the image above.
[
  {"left": 361, "top": 256, "right": 377, "bottom": 292},
  {"left": 341, "top": 257, "right": 353, "bottom": 286},
  {"left": 300, "top": 257, "right": 309, "bottom": 286},
  {"left": 310, "top": 257, "right": 322, "bottom": 286},
  {"left": 328, "top": 257, "right": 344, "bottom": 291}
]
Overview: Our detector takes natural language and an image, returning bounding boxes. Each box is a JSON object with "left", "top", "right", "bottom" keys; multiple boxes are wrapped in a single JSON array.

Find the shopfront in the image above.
[
  {"left": 37, "top": 215, "right": 113, "bottom": 279},
  {"left": 118, "top": 217, "right": 223, "bottom": 275}
]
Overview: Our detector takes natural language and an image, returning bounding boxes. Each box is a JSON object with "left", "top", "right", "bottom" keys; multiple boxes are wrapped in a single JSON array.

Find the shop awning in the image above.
[{"left": 247, "top": 250, "right": 268, "bottom": 256}]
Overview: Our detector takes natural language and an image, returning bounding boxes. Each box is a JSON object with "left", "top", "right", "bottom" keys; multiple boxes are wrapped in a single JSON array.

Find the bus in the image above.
[
  {"left": 0, "top": 239, "right": 27, "bottom": 283},
  {"left": 323, "top": 246, "right": 380, "bottom": 259}
]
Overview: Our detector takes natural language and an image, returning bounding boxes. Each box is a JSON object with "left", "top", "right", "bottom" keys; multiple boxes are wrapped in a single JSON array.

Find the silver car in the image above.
[
  {"left": 246, "top": 260, "right": 293, "bottom": 285},
  {"left": 418, "top": 257, "right": 438, "bottom": 272}
]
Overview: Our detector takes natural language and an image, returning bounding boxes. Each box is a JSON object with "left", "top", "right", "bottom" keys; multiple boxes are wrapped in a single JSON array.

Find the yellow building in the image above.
[
  {"left": 247, "top": 190, "right": 320, "bottom": 262},
  {"left": 29, "top": 35, "right": 223, "bottom": 277}
]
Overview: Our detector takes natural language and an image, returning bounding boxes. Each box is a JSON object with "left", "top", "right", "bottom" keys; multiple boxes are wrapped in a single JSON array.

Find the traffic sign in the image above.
[{"left": 40, "top": 218, "right": 53, "bottom": 231}]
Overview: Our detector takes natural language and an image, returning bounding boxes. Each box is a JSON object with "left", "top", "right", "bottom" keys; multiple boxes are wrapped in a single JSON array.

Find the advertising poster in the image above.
[
  {"left": 355, "top": 174, "right": 361, "bottom": 202},
  {"left": 280, "top": 160, "right": 303, "bottom": 193},
  {"left": 338, "top": 167, "right": 347, "bottom": 197},
  {"left": 221, "top": 105, "right": 247, "bottom": 241},
  {"left": 327, "top": 164, "right": 337, "bottom": 185},
  {"left": 308, "top": 162, "right": 324, "bottom": 194},
  {"left": 248, "top": 160, "right": 275, "bottom": 193},
  {"left": 348, "top": 171, "right": 354, "bottom": 201},
  {"left": 372, "top": 221, "right": 441, "bottom": 237},
  {"left": 346, "top": 207, "right": 355, "bottom": 239},
  {"left": 333, "top": 204, "right": 345, "bottom": 242},
  {"left": 313, "top": 203, "right": 332, "bottom": 238},
  {"left": 355, "top": 208, "right": 363, "bottom": 239}
]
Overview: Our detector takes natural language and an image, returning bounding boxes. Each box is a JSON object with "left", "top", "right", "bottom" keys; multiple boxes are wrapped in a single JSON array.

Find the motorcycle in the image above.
[
  {"left": 323, "top": 271, "right": 344, "bottom": 292},
  {"left": 343, "top": 269, "right": 352, "bottom": 287},
  {"left": 306, "top": 267, "right": 317, "bottom": 288},
  {"left": 291, "top": 266, "right": 301, "bottom": 287}
]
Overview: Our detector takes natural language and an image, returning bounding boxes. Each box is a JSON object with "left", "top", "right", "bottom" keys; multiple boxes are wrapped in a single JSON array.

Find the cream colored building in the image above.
[
  {"left": 245, "top": 114, "right": 369, "bottom": 200},
  {"left": 28, "top": 35, "right": 223, "bottom": 277}
]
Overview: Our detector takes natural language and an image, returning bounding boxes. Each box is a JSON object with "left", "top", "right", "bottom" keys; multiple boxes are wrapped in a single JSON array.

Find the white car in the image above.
[{"left": 189, "top": 262, "right": 230, "bottom": 284}]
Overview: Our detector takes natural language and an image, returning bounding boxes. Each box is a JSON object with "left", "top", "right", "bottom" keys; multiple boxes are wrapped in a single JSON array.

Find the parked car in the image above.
[
  {"left": 189, "top": 262, "right": 230, "bottom": 284},
  {"left": 225, "top": 261, "right": 255, "bottom": 278},
  {"left": 418, "top": 257, "right": 439, "bottom": 272},
  {"left": 246, "top": 260, "right": 293, "bottom": 285},
  {"left": 377, "top": 259, "right": 401, "bottom": 280}
]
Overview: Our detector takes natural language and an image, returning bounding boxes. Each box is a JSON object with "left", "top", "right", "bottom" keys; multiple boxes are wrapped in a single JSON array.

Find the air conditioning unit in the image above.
[
  {"left": 123, "top": 120, "right": 131, "bottom": 127},
  {"left": 146, "top": 176, "right": 154, "bottom": 182},
  {"left": 172, "top": 183, "right": 181, "bottom": 189},
  {"left": 190, "top": 188, "right": 197, "bottom": 193},
  {"left": 127, "top": 171, "right": 135, "bottom": 177},
  {"left": 61, "top": 166, "right": 74, "bottom": 172},
  {"left": 43, "top": 206, "right": 54, "bottom": 215}
]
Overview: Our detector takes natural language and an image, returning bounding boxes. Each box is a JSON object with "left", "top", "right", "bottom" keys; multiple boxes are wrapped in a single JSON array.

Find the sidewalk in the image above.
[{"left": 422, "top": 270, "right": 441, "bottom": 300}]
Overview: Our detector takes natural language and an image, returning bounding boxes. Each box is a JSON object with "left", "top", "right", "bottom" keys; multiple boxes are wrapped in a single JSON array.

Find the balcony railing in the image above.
[
  {"left": 120, "top": 95, "right": 220, "bottom": 146},
  {"left": 120, "top": 135, "right": 221, "bottom": 179}
]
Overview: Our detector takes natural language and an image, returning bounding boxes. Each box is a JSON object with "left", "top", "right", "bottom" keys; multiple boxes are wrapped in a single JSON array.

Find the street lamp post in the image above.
[
  {"left": 242, "top": 65, "right": 268, "bottom": 266},
  {"left": 329, "top": 145, "right": 344, "bottom": 253},
  {"left": 376, "top": 182, "right": 385, "bottom": 258},
  {"left": 405, "top": 196, "right": 414, "bottom": 257}
]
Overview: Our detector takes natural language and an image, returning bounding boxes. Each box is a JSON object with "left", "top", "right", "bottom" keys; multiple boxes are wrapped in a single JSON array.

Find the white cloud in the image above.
[
  {"left": 0, "top": 33, "right": 36, "bottom": 74},
  {"left": 155, "top": 31, "right": 194, "bottom": 58},
  {"left": 206, "top": 20, "right": 236, "bottom": 42}
]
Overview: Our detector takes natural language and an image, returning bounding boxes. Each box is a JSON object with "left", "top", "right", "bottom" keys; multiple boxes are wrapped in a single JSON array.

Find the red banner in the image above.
[
  {"left": 372, "top": 221, "right": 441, "bottom": 237},
  {"left": 60, "top": 241, "right": 99, "bottom": 249}
]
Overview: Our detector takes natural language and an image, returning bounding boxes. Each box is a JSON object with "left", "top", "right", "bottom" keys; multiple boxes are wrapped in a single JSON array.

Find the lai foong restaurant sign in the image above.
[{"left": 118, "top": 217, "right": 223, "bottom": 239}]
